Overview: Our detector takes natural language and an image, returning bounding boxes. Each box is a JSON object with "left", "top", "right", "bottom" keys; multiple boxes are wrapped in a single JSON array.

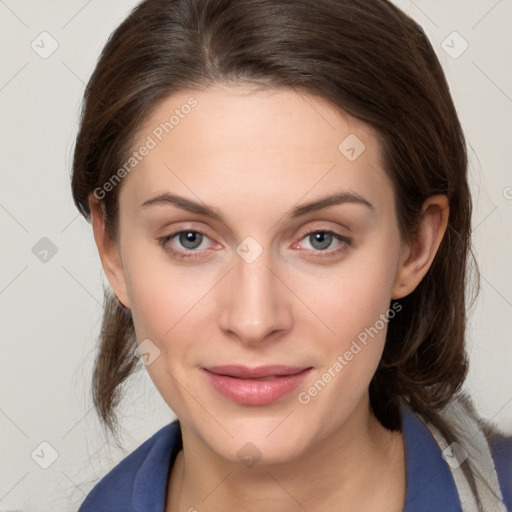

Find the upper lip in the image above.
[{"left": 203, "top": 365, "right": 311, "bottom": 379}]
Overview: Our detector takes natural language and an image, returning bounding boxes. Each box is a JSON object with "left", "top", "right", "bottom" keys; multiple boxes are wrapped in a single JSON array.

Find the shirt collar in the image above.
[
  {"left": 401, "top": 405, "right": 462, "bottom": 511},
  {"left": 131, "top": 408, "right": 461, "bottom": 511},
  {"left": 132, "top": 419, "right": 182, "bottom": 511}
]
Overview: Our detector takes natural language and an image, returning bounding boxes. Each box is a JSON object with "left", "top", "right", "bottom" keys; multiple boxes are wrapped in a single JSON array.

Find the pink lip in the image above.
[{"left": 202, "top": 365, "right": 312, "bottom": 405}]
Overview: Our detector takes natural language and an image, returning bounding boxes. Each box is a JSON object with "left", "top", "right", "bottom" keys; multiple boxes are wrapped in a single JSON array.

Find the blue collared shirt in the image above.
[{"left": 78, "top": 407, "right": 511, "bottom": 511}]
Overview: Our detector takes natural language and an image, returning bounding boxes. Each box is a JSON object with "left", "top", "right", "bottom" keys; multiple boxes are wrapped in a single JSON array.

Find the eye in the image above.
[
  {"left": 294, "top": 229, "right": 352, "bottom": 258},
  {"left": 157, "top": 230, "right": 214, "bottom": 260},
  {"left": 158, "top": 228, "right": 352, "bottom": 261}
]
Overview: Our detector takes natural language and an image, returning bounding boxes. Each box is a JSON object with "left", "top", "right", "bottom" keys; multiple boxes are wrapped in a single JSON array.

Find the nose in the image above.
[{"left": 218, "top": 244, "right": 293, "bottom": 346}]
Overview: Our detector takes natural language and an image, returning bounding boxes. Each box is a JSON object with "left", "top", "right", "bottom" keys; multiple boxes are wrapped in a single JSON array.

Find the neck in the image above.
[{"left": 167, "top": 395, "right": 406, "bottom": 512}]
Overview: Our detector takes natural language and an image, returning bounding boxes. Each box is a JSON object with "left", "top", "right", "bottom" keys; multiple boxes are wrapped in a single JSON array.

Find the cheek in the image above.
[
  {"left": 125, "top": 261, "right": 208, "bottom": 344},
  {"left": 304, "top": 241, "right": 400, "bottom": 385},
  {"left": 123, "top": 219, "right": 400, "bottom": 347},
  {"left": 121, "top": 233, "right": 220, "bottom": 366},
  {"left": 121, "top": 248, "right": 216, "bottom": 416},
  {"left": 306, "top": 241, "right": 399, "bottom": 341},
  {"left": 123, "top": 218, "right": 400, "bottom": 353}
]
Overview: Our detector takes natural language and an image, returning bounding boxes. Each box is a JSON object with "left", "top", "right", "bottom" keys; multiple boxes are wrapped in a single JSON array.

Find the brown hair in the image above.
[{"left": 71, "top": 0, "right": 487, "bottom": 502}]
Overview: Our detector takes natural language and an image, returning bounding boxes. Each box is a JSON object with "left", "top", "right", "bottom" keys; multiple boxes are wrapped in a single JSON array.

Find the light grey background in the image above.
[{"left": 0, "top": 1, "right": 511, "bottom": 510}]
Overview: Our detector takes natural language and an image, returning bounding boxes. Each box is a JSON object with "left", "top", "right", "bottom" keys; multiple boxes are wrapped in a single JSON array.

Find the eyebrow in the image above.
[{"left": 140, "top": 190, "right": 374, "bottom": 221}]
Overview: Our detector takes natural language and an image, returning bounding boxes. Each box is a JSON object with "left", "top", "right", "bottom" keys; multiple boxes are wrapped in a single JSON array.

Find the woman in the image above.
[{"left": 72, "top": 0, "right": 511, "bottom": 510}]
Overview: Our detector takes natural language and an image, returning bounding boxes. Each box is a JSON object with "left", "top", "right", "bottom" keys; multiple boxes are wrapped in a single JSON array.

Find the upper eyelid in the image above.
[{"left": 155, "top": 211, "right": 354, "bottom": 237}]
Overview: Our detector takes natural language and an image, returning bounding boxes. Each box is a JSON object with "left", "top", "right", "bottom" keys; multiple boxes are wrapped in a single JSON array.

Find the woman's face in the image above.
[{"left": 112, "top": 83, "right": 406, "bottom": 464}]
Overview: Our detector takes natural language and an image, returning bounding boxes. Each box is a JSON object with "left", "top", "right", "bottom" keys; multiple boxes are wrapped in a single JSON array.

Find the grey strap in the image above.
[{"left": 423, "top": 396, "right": 506, "bottom": 512}]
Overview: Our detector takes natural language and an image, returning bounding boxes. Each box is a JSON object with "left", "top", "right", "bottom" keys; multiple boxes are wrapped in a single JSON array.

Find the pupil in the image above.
[
  {"left": 181, "top": 231, "right": 201, "bottom": 249},
  {"left": 312, "top": 232, "right": 331, "bottom": 250}
]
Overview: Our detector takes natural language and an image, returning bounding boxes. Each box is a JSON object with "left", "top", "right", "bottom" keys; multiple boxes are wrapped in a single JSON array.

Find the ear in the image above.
[
  {"left": 88, "top": 194, "right": 130, "bottom": 309},
  {"left": 392, "top": 195, "right": 449, "bottom": 299}
]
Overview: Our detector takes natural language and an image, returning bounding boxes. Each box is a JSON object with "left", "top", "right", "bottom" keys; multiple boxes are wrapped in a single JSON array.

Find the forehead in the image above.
[{"left": 120, "top": 83, "right": 392, "bottom": 215}]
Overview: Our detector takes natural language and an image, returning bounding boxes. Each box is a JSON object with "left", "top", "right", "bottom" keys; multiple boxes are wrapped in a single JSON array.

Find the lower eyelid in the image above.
[{"left": 159, "top": 229, "right": 351, "bottom": 257}]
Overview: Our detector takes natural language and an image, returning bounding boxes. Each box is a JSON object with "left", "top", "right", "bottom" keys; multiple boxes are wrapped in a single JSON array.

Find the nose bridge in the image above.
[{"left": 218, "top": 235, "right": 291, "bottom": 343}]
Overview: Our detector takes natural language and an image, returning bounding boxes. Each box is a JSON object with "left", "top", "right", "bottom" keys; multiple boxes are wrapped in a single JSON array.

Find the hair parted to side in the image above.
[{"left": 71, "top": 0, "right": 485, "bottom": 501}]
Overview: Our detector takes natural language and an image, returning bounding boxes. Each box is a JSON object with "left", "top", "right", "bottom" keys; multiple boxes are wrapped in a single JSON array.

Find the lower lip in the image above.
[{"left": 202, "top": 368, "right": 312, "bottom": 405}]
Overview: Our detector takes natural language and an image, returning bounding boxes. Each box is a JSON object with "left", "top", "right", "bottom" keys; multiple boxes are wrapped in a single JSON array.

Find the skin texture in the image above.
[{"left": 89, "top": 83, "right": 449, "bottom": 511}]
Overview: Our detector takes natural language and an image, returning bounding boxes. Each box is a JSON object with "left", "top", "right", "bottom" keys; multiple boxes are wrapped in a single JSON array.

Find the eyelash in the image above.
[{"left": 157, "top": 228, "right": 352, "bottom": 261}]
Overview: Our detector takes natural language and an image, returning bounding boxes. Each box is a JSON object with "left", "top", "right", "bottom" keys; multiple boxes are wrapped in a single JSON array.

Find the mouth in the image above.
[{"left": 201, "top": 365, "right": 313, "bottom": 405}]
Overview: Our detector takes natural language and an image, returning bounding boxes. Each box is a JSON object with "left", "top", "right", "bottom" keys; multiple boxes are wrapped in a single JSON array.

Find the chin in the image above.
[
  {"left": 197, "top": 415, "right": 313, "bottom": 467},
  {"left": 224, "top": 435, "right": 309, "bottom": 468}
]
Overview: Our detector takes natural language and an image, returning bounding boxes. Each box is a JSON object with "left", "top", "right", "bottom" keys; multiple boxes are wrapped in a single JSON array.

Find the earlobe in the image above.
[
  {"left": 88, "top": 194, "right": 130, "bottom": 309},
  {"left": 391, "top": 195, "right": 449, "bottom": 299}
]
